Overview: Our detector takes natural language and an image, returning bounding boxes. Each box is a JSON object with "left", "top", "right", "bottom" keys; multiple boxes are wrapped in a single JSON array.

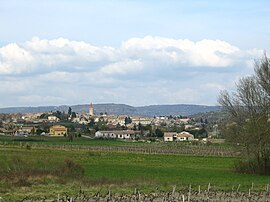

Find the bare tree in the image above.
[{"left": 218, "top": 54, "right": 270, "bottom": 175}]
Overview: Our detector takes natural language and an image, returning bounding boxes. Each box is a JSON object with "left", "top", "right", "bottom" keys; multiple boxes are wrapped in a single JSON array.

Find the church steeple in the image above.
[{"left": 89, "top": 102, "right": 94, "bottom": 116}]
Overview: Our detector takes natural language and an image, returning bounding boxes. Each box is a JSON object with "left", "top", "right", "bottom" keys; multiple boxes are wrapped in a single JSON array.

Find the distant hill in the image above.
[
  {"left": 0, "top": 103, "right": 221, "bottom": 117},
  {"left": 135, "top": 104, "right": 221, "bottom": 117},
  {"left": 190, "top": 110, "right": 229, "bottom": 123}
]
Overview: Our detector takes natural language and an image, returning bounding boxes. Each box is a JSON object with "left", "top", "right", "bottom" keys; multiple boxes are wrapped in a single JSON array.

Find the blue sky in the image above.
[{"left": 0, "top": 0, "right": 269, "bottom": 107}]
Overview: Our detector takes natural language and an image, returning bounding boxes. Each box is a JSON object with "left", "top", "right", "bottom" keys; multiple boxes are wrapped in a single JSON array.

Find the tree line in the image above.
[{"left": 218, "top": 54, "right": 270, "bottom": 175}]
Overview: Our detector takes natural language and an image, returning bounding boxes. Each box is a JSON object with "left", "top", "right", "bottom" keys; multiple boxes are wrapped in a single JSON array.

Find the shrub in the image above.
[
  {"left": 235, "top": 156, "right": 270, "bottom": 175},
  {"left": 25, "top": 144, "right": 31, "bottom": 150},
  {"left": 61, "top": 158, "right": 85, "bottom": 177}
]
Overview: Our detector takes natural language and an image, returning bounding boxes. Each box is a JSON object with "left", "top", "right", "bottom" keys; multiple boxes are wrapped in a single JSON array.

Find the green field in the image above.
[
  {"left": 0, "top": 135, "right": 233, "bottom": 148},
  {"left": 0, "top": 145, "right": 269, "bottom": 200},
  {"left": 0, "top": 135, "right": 240, "bottom": 157}
]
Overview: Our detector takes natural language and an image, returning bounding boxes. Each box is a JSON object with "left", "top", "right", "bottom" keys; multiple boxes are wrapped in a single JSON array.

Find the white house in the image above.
[
  {"left": 164, "top": 131, "right": 194, "bottom": 142},
  {"left": 132, "top": 117, "right": 153, "bottom": 125},
  {"left": 105, "top": 115, "right": 126, "bottom": 126},
  {"left": 15, "top": 126, "right": 35, "bottom": 136},
  {"left": 48, "top": 115, "right": 59, "bottom": 122},
  {"left": 176, "top": 131, "right": 194, "bottom": 141},
  {"left": 95, "top": 130, "right": 138, "bottom": 139},
  {"left": 163, "top": 132, "right": 177, "bottom": 142}
]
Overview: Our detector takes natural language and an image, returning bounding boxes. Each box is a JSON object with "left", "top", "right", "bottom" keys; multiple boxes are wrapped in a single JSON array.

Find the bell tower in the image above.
[{"left": 89, "top": 102, "right": 94, "bottom": 116}]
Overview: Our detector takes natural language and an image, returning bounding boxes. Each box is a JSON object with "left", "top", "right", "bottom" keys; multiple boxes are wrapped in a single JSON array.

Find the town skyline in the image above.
[{"left": 0, "top": 102, "right": 221, "bottom": 117}]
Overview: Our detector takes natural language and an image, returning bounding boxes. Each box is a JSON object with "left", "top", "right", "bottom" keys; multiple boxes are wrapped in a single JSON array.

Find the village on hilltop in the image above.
[{"left": 0, "top": 102, "right": 222, "bottom": 143}]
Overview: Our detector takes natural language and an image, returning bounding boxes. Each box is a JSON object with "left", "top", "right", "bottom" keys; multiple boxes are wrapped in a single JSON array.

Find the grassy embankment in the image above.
[{"left": 0, "top": 145, "right": 269, "bottom": 200}]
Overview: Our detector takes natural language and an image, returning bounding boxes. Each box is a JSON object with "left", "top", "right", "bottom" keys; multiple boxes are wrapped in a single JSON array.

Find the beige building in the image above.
[
  {"left": 132, "top": 117, "right": 153, "bottom": 125},
  {"left": 15, "top": 126, "right": 35, "bottom": 136},
  {"left": 48, "top": 115, "right": 59, "bottom": 122},
  {"left": 49, "top": 125, "right": 67, "bottom": 136},
  {"left": 164, "top": 132, "right": 177, "bottom": 142},
  {"left": 164, "top": 131, "right": 194, "bottom": 142},
  {"left": 176, "top": 131, "right": 194, "bottom": 141}
]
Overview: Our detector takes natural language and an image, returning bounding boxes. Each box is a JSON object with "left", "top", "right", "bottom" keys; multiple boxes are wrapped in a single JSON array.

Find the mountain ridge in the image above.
[{"left": 0, "top": 103, "right": 221, "bottom": 117}]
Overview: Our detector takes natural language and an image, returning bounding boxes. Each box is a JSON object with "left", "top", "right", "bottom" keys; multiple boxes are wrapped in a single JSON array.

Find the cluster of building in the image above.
[
  {"left": 0, "top": 102, "right": 216, "bottom": 142},
  {"left": 0, "top": 102, "right": 198, "bottom": 128},
  {"left": 94, "top": 130, "right": 195, "bottom": 142},
  {"left": 0, "top": 125, "right": 68, "bottom": 137}
]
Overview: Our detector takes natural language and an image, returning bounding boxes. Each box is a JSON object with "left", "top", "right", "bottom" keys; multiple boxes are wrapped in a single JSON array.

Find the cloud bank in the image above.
[{"left": 0, "top": 36, "right": 264, "bottom": 107}]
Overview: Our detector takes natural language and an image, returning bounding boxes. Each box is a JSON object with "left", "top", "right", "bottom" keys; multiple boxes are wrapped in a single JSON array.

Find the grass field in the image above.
[
  {"left": 0, "top": 135, "right": 240, "bottom": 157},
  {"left": 0, "top": 145, "right": 269, "bottom": 200},
  {"left": 0, "top": 135, "right": 233, "bottom": 148}
]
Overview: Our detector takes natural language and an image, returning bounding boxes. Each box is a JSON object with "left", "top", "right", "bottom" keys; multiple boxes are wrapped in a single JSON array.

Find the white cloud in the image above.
[
  {"left": 0, "top": 36, "right": 261, "bottom": 76},
  {"left": 0, "top": 36, "right": 264, "bottom": 107},
  {"left": 0, "top": 43, "right": 34, "bottom": 74},
  {"left": 204, "top": 83, "right": 225, "bottom": 91},
  {"left": 100, "top": 60, "right": 144, "bottom": 75},
  {"left": 121, "top": 36, "right": 241, "bottom": 67}
]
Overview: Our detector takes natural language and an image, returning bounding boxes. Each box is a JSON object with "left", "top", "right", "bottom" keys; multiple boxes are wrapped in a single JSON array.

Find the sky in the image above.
[{"left": 0, "top": 0, "right": 270, "bottom": 107}]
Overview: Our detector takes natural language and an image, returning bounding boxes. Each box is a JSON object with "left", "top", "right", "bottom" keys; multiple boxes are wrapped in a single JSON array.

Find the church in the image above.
[{"left": 89, "top": 102, "right": 94, "bottom": 116}]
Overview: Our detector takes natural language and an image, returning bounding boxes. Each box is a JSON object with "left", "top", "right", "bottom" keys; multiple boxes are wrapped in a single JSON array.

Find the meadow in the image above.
[
  {"left": 0, "top": 136, "right": 238, "bottom": 157},
  {"left": 0, "top": 144, "right": 269, "bottom": 200}
]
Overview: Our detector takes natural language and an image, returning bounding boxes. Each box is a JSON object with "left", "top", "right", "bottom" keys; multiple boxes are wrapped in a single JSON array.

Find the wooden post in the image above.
[
  {"left": 172, "top": 185, "right": 176, "bottom": 196},
  {"left": 188, "top": 184, "right": 191, "bottom": 202},
  {"left": 237, "top": 184, "right": 241, "bottom": 192}
]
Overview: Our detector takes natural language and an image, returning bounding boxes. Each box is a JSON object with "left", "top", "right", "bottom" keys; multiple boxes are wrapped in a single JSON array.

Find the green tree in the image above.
[
  {"left": 218, "top": 54, "right": 270, "bottom": 175},
  {"left": 36, "top": 128, "right": 44, "bottom": 135},
  {"left": 144, "top": 124, "right": 153, "bottom": 136},
  {"left": 68, "top": 107, "right": 72, "bottom": 117},
  {"left": 116, "top": 123, "right": 122, "bottom": 130},
  {"left": 138, "top": 123, "right": 143, "bottom": 131},
  {"left": 89, "top": 119, "right": 95, "bottom": 127},
  {"left": 155, "top": 128, "right": 164, "bottom": 137},
  {"left": 53, "top": 111, "right": 68, "bottom": 120},
  {"left": 39, "top": 113, "right": 49, "bottom": 119},
  {"left": 71, "top": 112, "right": 76, "bottom": 119},
  {"left": 124, "top": 116, "right": 132, "bottom": 125},
  {"left": 69, "top": 125, "right": 76, "bottom": 132}
]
